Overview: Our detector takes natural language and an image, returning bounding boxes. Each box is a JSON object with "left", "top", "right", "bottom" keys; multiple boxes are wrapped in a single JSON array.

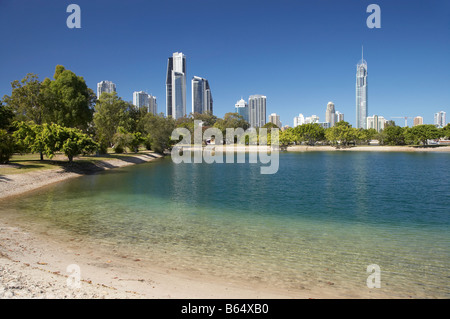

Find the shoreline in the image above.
[
  {"left": 0, "top": 151, "right": 163, "bottom": 201},
  {"left": 1, "top": 148, "right": 445, "bottom": 299},
  {"left": 175, "top": 144, "right": 450, "bottom": 153}
]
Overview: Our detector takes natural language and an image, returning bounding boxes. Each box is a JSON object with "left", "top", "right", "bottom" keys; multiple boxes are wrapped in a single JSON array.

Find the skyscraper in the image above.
[
  {"left": 235, "top": 98, "right": 249, "bottom": 123},
  {"left": 356, "top": 47, "right": 368, "bottom": 129},
  {"left": 166, "top": 52, "right": 186, "bottom": 119},
  {"left": 434, "top": 111, "right": 446, "bottom": 128},
  {"left": 268, "top": 113, "right": 281, "bottom": 128},
  {"left": 325, "top": 101, "right": 336, "bottom": 127},
  {"left": 192, "top": 76, "right": 213, "bottom": 114},
  {"left": 293, "top": 114, "right": 305, "bottom": 127},
  {"left": 366, "top": 115, "right": 386, "bottom": 132},
  {"left": 97, "top": 80, "right": 116, "bottom": 99},
  {"left": 335, "top": 111, "right": 344, "bottom": 123},
  {"left": 133, "top": 91, "right": 157, "bottom": 114},
  {"left": 413, "top": 116, "right": 423, "bottom": 126},
  {"left": 248, "top": 95, "right": 266, "bottom": 128}
]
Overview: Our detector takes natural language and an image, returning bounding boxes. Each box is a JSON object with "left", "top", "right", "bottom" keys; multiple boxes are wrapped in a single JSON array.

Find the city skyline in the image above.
[{"left": 0, "top": 1, "right": 449, "bottom": 127}]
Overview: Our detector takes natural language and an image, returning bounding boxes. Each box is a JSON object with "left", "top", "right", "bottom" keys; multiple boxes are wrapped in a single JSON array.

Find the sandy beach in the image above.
[
  {"left": 0, "top": 151, "right": 302, "bottom": 299},
  {"left": 1, "top": 147, "right": 447, "bottom": 299}
]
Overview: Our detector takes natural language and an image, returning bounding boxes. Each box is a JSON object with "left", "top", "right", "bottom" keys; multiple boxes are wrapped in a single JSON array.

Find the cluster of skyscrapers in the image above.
[
  {"left": 165, "top": 52, "right": 213, "bottom": 120},
  {"left": 235, "top": 95, "right": 267, "bottom": 128},
  {"left": 96, "top": 49, "right": 446, "bottom": 130}
]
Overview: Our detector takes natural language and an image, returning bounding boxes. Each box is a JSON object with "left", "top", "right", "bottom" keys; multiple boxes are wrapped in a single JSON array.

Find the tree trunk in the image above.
[{"left": 40, "top": 151, "right": 43, "bottom": 161}]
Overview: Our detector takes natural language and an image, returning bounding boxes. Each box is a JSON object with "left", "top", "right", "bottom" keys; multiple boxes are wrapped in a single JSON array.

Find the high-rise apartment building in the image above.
[
  {"left": 133, "top": 91, "right": 157, "bottom": 114},
  {"left": 325, "top": 102, "right": 336, "bottom": 127},
  {"left": 268, "top": 113, "right": 281, "bottom": 128},
  {"left": 97, "top": 81, "right": 116, "bottom": 99},
  {"left": 434, "top": 111, "right": 446, "bottom": 128},
  {"left": 366, "top": 115, "right": 386, "bottom": 132},
  {"left": 166, "top": 52, "right": 186, "bottom": 119},
  {"left": 335, "top": 111, "right": 344, "bottom": 123},
  {"left": 413, "top": 116, "right": 423, "bottom": 126},
  {"left": 356, "top": 48, "right": 368, "bottom": 129},
  {"left": 235, "top": 98, "right": 249, "bottom": 123},
  {"left": 248, "top": 95, "right": 266, "bottom": 128},
  {"left": 293, "top": 114, "right": 305, "bottom": 127},
  {"left": 192, "top": 76, "right": 213, "bottom": 115}
]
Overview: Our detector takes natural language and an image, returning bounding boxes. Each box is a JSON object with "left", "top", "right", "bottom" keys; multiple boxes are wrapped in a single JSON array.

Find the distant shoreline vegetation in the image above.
[{"left": 1, "top": 65, "right": 450, "bottom": 164}]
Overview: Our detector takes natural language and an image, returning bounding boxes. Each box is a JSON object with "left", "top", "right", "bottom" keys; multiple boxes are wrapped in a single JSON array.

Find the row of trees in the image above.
[
  {"left": 0, "top": 65, "right": 255, "bottom": 163},
  {"left": 279, "top": 121, "right": 450, "bottom": 148},
  {"left": 1, "top": 65, "right": 449, "bottom": 164}
]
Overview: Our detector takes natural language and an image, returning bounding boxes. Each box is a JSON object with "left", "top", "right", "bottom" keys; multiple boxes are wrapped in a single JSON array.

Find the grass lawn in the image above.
[{"left": 0, "top": 148, "right": 156, "bottom": 175}]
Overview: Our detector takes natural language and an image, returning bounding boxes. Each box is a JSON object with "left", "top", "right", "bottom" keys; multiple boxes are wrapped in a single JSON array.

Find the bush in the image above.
[{"left": 0, "top": 129, "right": 16, "bottom": 164}]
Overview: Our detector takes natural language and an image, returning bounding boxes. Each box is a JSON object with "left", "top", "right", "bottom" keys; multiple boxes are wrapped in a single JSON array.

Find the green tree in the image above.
[
  {"left": 0, "top": 129, "right": 16, "bottom": 164},
  {"left": 262, "top": 122, "right": 279, "bottom": 129},
  {"left": 359, "top": 128, "right": 377, "bottom": 144},
  {"left": 13, "top": 121, "right": 60, "bottom": 160},
  {"left": 93, "top": 92, "right": 130, "bottom": 151},
  {"left": 140, "top": 113, "right": 176, "bottom": 154},
  {"left": 441, "top": 123, "right": 450, "bottom": 139},
  {"left": 57, "top": 126, "right": 98, "bottom": 163},
  {"left": 0, "top": 100, "right": 14, "bottom": 130},
  {"left": 3, "top": 73, "right": 46, "bottom": 124},
  {"left": 293, "top": 123, "right": 325, "bottom": 146},
  {"left": 383, "top": 125, "right": 406, "bottom": 145},
  {"left": 192, "top": 111, "right": 218, "bottom": 127},
  {"left": 325, "top": 121, "right": 359, "bottom": 147},
  {"left": 279, "top": 128, "right": 295, "bottom": 147},
  {"left": 45, "top": 65, "right": 95, "bottom": 130},
  {"left": 405, "top": 124, "right": 441, "bottom": 146}
]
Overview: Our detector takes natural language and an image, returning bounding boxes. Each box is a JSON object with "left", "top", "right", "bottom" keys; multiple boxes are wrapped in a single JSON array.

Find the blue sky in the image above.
[{"left": 0, "top": 0, "right": 449, "bottom": 127}]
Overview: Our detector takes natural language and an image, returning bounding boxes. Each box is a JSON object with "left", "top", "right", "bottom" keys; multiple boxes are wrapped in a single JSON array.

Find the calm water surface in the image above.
[{"left": 1, "top": 152, "right": 449, "bottom": 297}]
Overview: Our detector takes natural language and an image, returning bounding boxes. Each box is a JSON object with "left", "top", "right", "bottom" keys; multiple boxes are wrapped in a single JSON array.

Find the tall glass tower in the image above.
[
  {"left": 166, "top": 52, "right": 186, "bottom": 119},
  {"left": 97, "top": 81, "right": 116, "bottom": 99},
  {"left": 356, "top": 47, "right": 368, "bottom": 129},
  {"left": 248, "top": 95, "right": 266, "bottom": 128},
  {"left": 192, "top": 76, "right": 213, "bottom": 115}
]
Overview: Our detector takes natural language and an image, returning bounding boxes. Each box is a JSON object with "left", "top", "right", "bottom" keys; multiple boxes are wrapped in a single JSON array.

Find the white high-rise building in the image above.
[
  {"left": 133, "top": 91, "right": 157, "bottom": 114},
  {"left": 356, "top": 47, "right": 368, "bottom": 129},
  {"left": 293, "top": 113, "right": 305, "bottom": 127},
  {"left": 97, "top": 80, "right": 116, "bottom": 99},
  {"left": 268, "top": 113, "right": 281, "bottom": 128},
  {"left": 192, "top": 76, "right": 213, "bottom": 115},
  {"left": 366, "top": 115, "right": 386, "bottom": 132},
  {"left": 325, "top": 102, "right": 336, "bottom": 127},
  {"left": 235, "top": 98, "right": 249, "bottom": 123},
  {"left": 335, "top": 111, "right": 344, "bottom": 123},
  {"left": 248, "top": 95, "right": 266, "bottom": 128},
  {"left": 434, "top": 111, "right": 446, "bottom": 128},
  {"left": 305, "top": 115, "right": 319, "bottom": 124},
  {"left": 166, "top": 52, "right": 186, "bottom": 119}
]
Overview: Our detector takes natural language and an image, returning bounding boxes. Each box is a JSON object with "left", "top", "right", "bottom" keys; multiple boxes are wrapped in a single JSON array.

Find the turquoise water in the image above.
[{"left": 1, "top": 152, "right": 449, "bottom": 297}]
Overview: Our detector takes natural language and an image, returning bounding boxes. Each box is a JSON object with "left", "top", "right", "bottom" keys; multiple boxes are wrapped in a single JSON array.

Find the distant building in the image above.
[
  {"left": 434, "top": 111, "right": 446, "bottom": 128},
  {"left": 235, "top": 98, "right": 249, "bottom": 123},
  {"left": 413, "top": 116, "right": 423, "bottom": 126},
  {"left": 317, "top": 122, "right": 330, "bottom": 129},
  {"left": 293, "top": 113, "right": 305, "bottom": 127},
  {"left": 192, "top": 76, "right": 213, "bottom": 115},
  {"left": 325, "top": 102, "right": 336, "bottom": 127},
  {"left": 356, "top": 47, "right": 368, "bottom": 129},
  {"left": 133, "top": 91, "right": 157, "bottom": 114},
  {"left": 248, "top": 95, "right": 266, "bottom": 128},
  {"left": 305, "top": 115, "right": 319, "bottom": 124},
  {"left": 335, "top": 111, "right": 344, "bottom": 123},
  {"left": 268, "top": 113, "right": 281, "bottom": 128},
  {"left": 97, "top": 81, "right": 116, "bottom": 99},
  {"left": 166, "top": 52, "right": 186, "bottom": 119},
  {"left": 366, "top": 115, "right": 386, "bottom": 132}
]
